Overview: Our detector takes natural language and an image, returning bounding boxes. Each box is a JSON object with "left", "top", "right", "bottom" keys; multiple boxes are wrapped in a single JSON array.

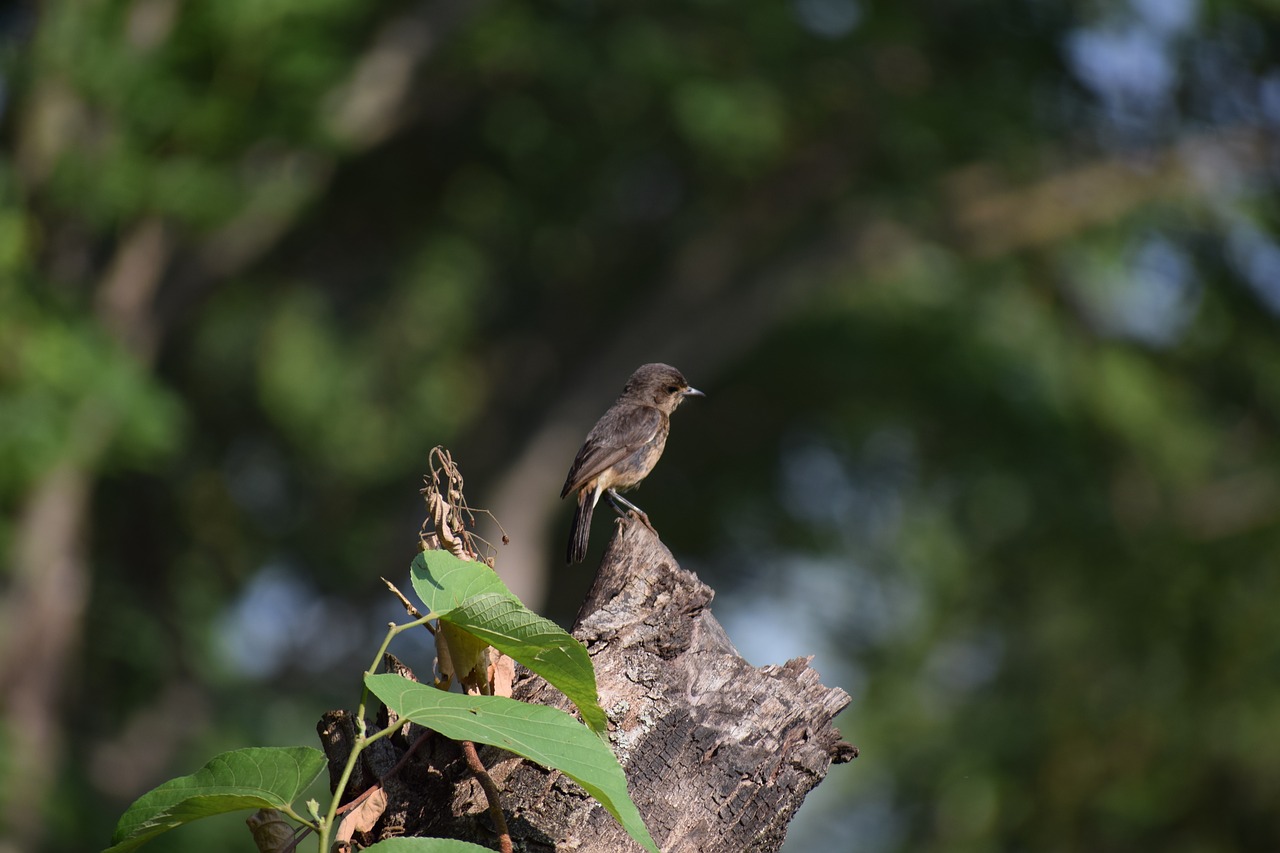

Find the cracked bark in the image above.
[{"left": 319, "top": 515, "right": 855, "bottom": 851}]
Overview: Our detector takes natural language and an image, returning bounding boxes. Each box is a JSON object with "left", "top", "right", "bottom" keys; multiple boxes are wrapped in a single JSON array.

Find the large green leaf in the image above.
[
  {"left": 362, "top": 839, "right": 497, "bottom": 852},
  {"left": 410, "top": 552, "right": 607, "bottom": 734},
  {"left": 365, "top": 674, "right": 658, "bottom": 853},
  {"left": 410, "top": 550, "right": 514, "bottom": 614},
  {"left": 444, "top": 592, "right": 607, "bottom": 733},
  {"left": 104, "top": 746, "right": 326, "bottom": 853}
]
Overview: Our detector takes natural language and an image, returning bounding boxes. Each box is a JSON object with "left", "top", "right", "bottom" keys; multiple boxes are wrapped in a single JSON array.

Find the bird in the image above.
[{"left": 561, "top": 363, "right": 704, "bottom": 564}]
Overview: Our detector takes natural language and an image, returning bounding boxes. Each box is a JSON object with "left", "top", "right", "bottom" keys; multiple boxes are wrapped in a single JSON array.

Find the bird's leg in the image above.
[{"left": 605, "top": 489, "right": 655, "bottom": 531}]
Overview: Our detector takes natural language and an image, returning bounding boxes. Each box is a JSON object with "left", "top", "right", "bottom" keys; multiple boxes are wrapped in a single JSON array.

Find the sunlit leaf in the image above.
[
  {"left": 410, "top": 550, "right": 514, "bottom": 615},
  {"left": 409, "top": 552, "right": 607, "bottom": 733},
  {"left": 362, "top": 838, "right": 499, "bottom": 852},
  {"left": 365, "top": 674, "right": 658, "bottom": 853},
  {"left": 104, "top": 747, "right": 326, "bottom": 853},
  {"left": 443, "top": 592, "right": 607, "bottom": 733}
]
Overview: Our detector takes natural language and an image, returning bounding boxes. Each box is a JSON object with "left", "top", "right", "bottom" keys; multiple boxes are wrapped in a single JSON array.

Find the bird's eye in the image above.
[{"left": 667, "top": 385, "right": 680, "bottom": 394}]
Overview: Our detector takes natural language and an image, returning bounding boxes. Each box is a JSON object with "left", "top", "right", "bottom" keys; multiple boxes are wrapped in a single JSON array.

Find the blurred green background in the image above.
[{"left": 3, "top": 0, "right": 1280, "bottom": 850}]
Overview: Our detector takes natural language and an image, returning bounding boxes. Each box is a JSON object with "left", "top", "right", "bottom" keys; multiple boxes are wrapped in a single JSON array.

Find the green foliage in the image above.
[
  {"left": 103, "top": 547, "right": 636, "bottom": 850},
  {"left": 363, "top": 841, "right": 496, "bottom": 853},
  {"left": 30, "top": 0, "right": 366, "bottom": 229},
  {"left": 105, "top": 747, "right": 326, "bottom": 853},
  {"left": 0, "top": 301, "right": 182, "bottom": 516},
  {"left": 411, "top": 551, "right": 513, "bottom": 614},
  {"left": 672, "top": 78, "right": 787, "bottom": 171},
  {"left": 366, "top": 675, "right": 658, "bottom": 853},
  {"left": 446, "top": 592, "right": 609, "bottom": 733},
  {"left": 413, "top": 552, "right": 608, "bottom": 733},
  {"left": 253, "top": 261, "right": 487, "bottom": 483}
]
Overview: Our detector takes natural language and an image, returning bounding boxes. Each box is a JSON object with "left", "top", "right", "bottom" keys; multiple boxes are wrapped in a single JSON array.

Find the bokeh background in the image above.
[{"left": 3, "top": 0, "right": 1280, "bottom": 850}]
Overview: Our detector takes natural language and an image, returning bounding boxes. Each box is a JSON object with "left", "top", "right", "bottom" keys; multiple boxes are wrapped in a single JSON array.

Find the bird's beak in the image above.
[{"left": 683, "top": 386, "right": 705, "bottom": 398}]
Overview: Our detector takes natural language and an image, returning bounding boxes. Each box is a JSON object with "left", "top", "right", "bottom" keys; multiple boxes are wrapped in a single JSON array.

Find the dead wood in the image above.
[{"left": 318, "top": 515, "right": 854, "bottom": 851}]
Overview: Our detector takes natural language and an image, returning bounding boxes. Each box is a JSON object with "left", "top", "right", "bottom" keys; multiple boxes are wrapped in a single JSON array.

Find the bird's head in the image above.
[{"left": 627, "top": 363, "right": 704, "bottom": 413}]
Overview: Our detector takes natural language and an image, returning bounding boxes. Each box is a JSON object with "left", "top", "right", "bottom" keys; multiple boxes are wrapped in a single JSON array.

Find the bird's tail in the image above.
[{"left": 567, "top": 487, "right": 596, "bottom": 564}]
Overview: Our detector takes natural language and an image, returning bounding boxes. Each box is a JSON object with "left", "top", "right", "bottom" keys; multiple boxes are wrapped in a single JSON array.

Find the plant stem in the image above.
[
  {"left": 315, "top": 613, "right": 436, "bottom": 851},
  {"left": 462, "top": 739, "right": 512, "bottom": 853},
  {"left": 316, "top": 721, "right": 400, "bottom": 850},
  {"left": 367, "top": 612, "right": 437, "bottom": 677}
]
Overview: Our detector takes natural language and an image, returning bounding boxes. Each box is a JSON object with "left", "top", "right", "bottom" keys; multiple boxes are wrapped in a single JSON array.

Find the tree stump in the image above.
[{"left": 318, "top": 515, "right": 855, "bottom": 851}]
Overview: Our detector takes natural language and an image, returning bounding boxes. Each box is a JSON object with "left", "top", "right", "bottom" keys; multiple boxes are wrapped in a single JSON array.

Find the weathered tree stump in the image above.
[{"left": 318, "top": 515, "right": 855, "bottom": 851}]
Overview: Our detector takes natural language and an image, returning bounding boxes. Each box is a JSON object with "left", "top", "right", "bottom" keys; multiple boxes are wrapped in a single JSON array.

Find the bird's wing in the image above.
[{"left": 560, "top": 404, "right": 663, "bottom": 497}]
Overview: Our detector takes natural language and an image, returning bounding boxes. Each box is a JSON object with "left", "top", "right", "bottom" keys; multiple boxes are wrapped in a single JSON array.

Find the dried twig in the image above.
[
  {"left": 334, "top": 729, "right": 432, "bottom": 822},
  {"left": 419, "top": 445, "right": 508, "bottom": 566},
  {"left": 381, "top": 577, "right": 435, "bottom": 634},
  {"left": 461, "top": 739, "right": 512, "bottom": 853}
]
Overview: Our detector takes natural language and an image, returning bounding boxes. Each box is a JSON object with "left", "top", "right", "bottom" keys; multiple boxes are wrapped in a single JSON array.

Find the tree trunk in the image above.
[{"left": 319, "top": 515, "right": 855, "bottom": 851}]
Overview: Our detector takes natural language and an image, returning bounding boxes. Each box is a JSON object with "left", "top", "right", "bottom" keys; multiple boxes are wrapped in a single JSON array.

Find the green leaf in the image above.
[
  {"left": 104, "top": 746, "right": 326, "bottom": 853},
  {"left": 410, "top": 550, "right": 514, "bottom": 615},
  {"left": 410, "top": 552, "right": 607, "bottom": 733},
  {"left": 365, "top": 674, "right": 658, "bottom": 853},
  {"left": 444, "top": 592, "right": 608, "bottom": 734},
  {"left": 362, "top": 839, "right": 500, "bottom": 852}
]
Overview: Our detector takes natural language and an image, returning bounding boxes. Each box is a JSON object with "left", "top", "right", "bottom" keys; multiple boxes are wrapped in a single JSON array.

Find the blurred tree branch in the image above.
[
  {"left": 0, "top": 4, "right": 475, "bottom": 847},
  {"left": 946, "top": 127, "right": 1275, "bottom": 257},
  {"left": 485, "top": 124, "right": 1277, "bottom": 603}
]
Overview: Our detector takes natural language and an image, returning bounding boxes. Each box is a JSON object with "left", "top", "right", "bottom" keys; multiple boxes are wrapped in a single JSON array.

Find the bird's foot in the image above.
[
  {"left": 606, "top": 489, "right": 656, "bottom": 532},
  {"left": 629, "top": 507, "right": 656, "bottom": 532}
]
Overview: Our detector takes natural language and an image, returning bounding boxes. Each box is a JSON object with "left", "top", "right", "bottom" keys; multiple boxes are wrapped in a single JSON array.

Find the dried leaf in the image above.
[
  {"left": 335, "top": 786, "right": 388, "bottom": 843},
  {"left": 489, "top": 652, "right": 516, "bottom": 698},
  {"left": 245, "top": 808, "right": 294, "bottom": 853}
]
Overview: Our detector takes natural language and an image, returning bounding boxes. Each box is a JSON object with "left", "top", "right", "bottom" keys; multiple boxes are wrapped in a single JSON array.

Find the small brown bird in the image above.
[{"left": 561, "top": 363, "right": 704, "bottom": 564}]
